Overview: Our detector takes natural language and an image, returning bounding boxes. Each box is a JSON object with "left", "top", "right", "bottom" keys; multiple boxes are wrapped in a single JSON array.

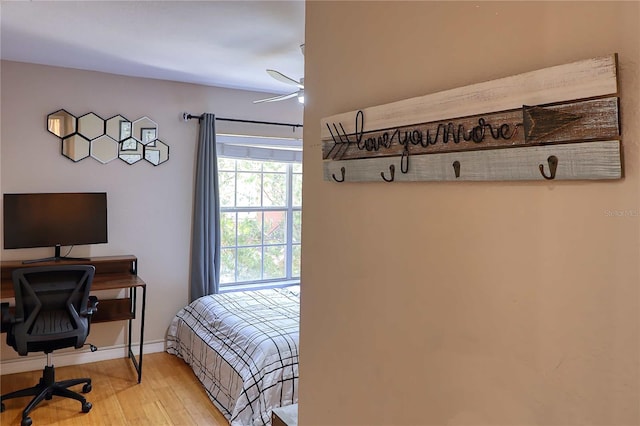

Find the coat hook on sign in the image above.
[
  {"left": 332, "top": 166, "right": 346, "bottom": 183},
  {"left": 539, "top": 155, "right": 558, "bottom": 180},
  {"left": 381, "top": 164, "right": 395, "bottom": 182},
  {"left": 452, "top": 161, "right": 461, "bottom": 178}
]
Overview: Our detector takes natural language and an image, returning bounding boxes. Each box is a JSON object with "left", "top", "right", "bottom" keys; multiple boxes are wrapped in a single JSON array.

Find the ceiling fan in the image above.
[{"left": 254, "top": 44, "right": 305, "bottom": 104}]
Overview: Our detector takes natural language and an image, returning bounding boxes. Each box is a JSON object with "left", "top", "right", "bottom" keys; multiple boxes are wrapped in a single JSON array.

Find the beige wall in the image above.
[
  {"left": 0, "top": 61, "right": 303, "bottom": 361},
  {"left": 300, "top": 2, "right": 639, "bottom": 425}
]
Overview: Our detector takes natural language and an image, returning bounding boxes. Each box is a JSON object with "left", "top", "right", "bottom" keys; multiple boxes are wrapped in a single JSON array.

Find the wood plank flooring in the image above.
[{"left": 0, "top": 352, "right": 229, "bottom": 425}]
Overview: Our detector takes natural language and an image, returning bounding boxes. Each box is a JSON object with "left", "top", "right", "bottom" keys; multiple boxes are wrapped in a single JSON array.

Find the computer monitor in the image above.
[{"left": 3, "top": 192, "right": 108, "bottom": 263}]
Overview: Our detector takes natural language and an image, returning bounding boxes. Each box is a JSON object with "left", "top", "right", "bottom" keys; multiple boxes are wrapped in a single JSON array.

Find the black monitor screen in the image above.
[{"left": 3, "top": 192, "right": 108, "bottom": 250}]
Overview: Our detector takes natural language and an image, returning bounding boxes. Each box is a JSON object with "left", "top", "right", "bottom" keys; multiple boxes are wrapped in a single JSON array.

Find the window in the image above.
[{"left": 217, "top": 135, "right": 302, "bottom": 289}]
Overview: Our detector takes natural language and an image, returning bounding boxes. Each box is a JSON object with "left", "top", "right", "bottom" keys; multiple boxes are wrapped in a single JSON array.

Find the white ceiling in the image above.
[{"left": 0, "top": 1, "right": 305, "bottom": 96}]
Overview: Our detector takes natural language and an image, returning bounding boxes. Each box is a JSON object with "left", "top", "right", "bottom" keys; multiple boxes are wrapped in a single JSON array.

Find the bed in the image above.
[{"left": 166, "top": 286, "right": 300, "bottom": 425}]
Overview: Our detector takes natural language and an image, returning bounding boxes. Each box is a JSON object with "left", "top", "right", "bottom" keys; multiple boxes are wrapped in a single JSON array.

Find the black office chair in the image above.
[{"left": 0, "top": 265, "right": 99, "bottom": 426}]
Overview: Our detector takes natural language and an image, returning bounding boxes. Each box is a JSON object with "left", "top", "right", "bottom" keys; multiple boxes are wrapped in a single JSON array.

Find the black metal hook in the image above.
[
  {"left": 539, "top": 155, "right": 558, "bottom": 180},
  {"left": 332, "top": 166, "right": 346, "bottom": 183},
  {"left": 453, "top": 160, "right": 461, "bottom": 178},
  {"left": 381, "top": 164, "right": 395, "bottom": 182}
]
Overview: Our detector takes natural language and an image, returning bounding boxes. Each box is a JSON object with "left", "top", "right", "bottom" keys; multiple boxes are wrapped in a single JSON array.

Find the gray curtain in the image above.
[{"left": 190, "top": 113, "right": 220, "bottom": 301}]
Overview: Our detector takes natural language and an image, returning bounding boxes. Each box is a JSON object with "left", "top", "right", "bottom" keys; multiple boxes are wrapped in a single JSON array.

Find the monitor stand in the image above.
[{"left": 22, "top": 245, "right": 90, "bottom": 265}]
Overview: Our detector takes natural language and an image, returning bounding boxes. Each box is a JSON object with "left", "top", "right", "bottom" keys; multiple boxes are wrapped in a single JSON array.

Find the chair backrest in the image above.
[{"left": 10, "top": 265, "right": 96, "bottom": 356}]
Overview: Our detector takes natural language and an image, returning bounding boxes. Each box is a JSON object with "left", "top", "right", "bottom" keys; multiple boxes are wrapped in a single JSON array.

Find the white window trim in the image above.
[
  {"left": 217, "top": 134, "right": 302, "bottom": 163},
  {"left": 217, "top": 134, "right": 302, "bottom": 290}
]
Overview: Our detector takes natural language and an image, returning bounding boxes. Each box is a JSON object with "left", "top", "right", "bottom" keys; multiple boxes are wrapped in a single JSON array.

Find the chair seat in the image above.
[{"left": 31, "top": 310, "right": 74, "bottom": 335}]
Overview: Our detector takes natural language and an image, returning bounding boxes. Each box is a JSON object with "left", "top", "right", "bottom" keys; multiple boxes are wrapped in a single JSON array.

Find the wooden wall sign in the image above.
[{"left": 321, "top": 54, "right": 622, "bottom": 182}]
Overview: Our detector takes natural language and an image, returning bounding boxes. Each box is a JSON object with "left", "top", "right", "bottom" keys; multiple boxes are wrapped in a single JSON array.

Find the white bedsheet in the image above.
[{"left": 166, "top": 286, "right": 299, "bottom": 425}]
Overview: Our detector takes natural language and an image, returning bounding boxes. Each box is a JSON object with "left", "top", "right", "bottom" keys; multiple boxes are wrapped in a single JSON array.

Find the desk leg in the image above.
[
  {"left": 138, "top": 286, "right": 146, "bottom": 382},
  {"left": 126, "top": 286, "right": 146, "bottom": 383}
]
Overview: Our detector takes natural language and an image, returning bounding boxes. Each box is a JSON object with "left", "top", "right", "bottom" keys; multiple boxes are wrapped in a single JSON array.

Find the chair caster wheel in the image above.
[
  {"left": 82, "top": 383, "right": 92, "bottom": 393},
  {"left": 82, "top": 401, "right": 92, "bottom": 413},
  {"left": 1, "top": 402, "right": 5, "bottom": 413},
  {"left": 21, "top": 416, "right": 33, "bottom": 426}
]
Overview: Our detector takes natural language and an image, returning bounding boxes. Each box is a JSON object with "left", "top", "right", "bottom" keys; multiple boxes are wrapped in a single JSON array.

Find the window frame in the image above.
[{"left": 217, "top": 137, "right": 302, "bottom": 291}]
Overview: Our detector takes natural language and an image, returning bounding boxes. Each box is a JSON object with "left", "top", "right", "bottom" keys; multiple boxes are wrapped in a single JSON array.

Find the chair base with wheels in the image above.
[{"left": 0, "top": 353, "right": 93, "bottom": 426}]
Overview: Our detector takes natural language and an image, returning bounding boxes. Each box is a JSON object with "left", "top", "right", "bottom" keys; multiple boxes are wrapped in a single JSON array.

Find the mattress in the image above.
[{"left": 166, "top": 286, "right": 299, "bottom": 425}]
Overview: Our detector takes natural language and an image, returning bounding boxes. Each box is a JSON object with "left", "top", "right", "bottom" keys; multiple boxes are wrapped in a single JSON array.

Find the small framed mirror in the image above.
[
  {"left": 77, "top": 112, "right": 105, "bottom": 141},
  {"left": 62, "top": 134, "right": 90, "bottom": 162},
  {"left": 105, "top": 114, "right": 131, "bottom": 142},
  {"left": 47, "top": 109, "right": 76, "bottom": 138},
  {"left": 132, "top": 117, "right": 158, "bottom": 143},
  {"left": 91, "top": 135, "right": 119, "bottom": 164},
  {"left": 119, "top": 139, "right": 144, "bottom": 164},
  {"left": 144, "top": 139, "right": 169, "bottom": 166}
]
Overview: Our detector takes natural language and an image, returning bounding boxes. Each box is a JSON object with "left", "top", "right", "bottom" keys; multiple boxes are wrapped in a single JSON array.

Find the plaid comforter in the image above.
[{"left": 166, "top": 286, "right": 299, "bottom": 425}]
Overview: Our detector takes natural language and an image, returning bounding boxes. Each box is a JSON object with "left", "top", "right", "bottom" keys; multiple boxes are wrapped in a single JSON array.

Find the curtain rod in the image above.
[{"left": 182, "top": 112, "right": 303, "bottom": 129}]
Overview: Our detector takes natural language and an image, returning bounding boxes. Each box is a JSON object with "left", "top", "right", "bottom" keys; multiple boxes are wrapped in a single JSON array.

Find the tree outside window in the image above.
[{"left": 219, "top": 157, "right": 302, "bottom": 288}]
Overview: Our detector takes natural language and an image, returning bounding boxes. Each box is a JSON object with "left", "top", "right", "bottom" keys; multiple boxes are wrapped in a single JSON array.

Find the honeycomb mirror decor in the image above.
[{"left": 46, "top": 110, "right": 169, "bottom": 165}]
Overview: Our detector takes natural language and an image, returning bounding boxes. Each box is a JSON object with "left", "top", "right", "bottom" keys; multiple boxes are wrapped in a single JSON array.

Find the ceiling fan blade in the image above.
[
  {"left": 266, "top": 69, "right": 304, "bottom": 88},
  {"left": 253, "top": 91, "right": 299, "bottom": 104}
]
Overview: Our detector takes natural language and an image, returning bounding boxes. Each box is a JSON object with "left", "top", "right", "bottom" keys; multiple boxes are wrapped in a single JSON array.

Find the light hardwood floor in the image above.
[{"left": 1, "top": 352, "right": 229, "bottom": 425}]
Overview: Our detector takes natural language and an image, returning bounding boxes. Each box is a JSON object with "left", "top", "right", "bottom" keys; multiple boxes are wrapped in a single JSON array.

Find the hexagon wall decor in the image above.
[{"left": 46, "top": 110, "right": 169, "bottom": 166}]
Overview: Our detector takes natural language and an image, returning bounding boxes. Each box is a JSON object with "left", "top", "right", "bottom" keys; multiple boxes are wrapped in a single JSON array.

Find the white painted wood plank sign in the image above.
[{"left": 321, "top": 54, "right": 622, "bottom": 182}]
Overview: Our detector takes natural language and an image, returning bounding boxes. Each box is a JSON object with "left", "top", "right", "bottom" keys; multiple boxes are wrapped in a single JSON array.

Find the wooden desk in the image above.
[{"left": 1, "top": 255, "right": 146, "bottom": 383}]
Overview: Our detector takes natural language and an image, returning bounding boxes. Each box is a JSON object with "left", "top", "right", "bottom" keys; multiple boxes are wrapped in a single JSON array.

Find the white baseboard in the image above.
[{"left": 0, "top": 340, "right": 166, "bottom": 375}]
